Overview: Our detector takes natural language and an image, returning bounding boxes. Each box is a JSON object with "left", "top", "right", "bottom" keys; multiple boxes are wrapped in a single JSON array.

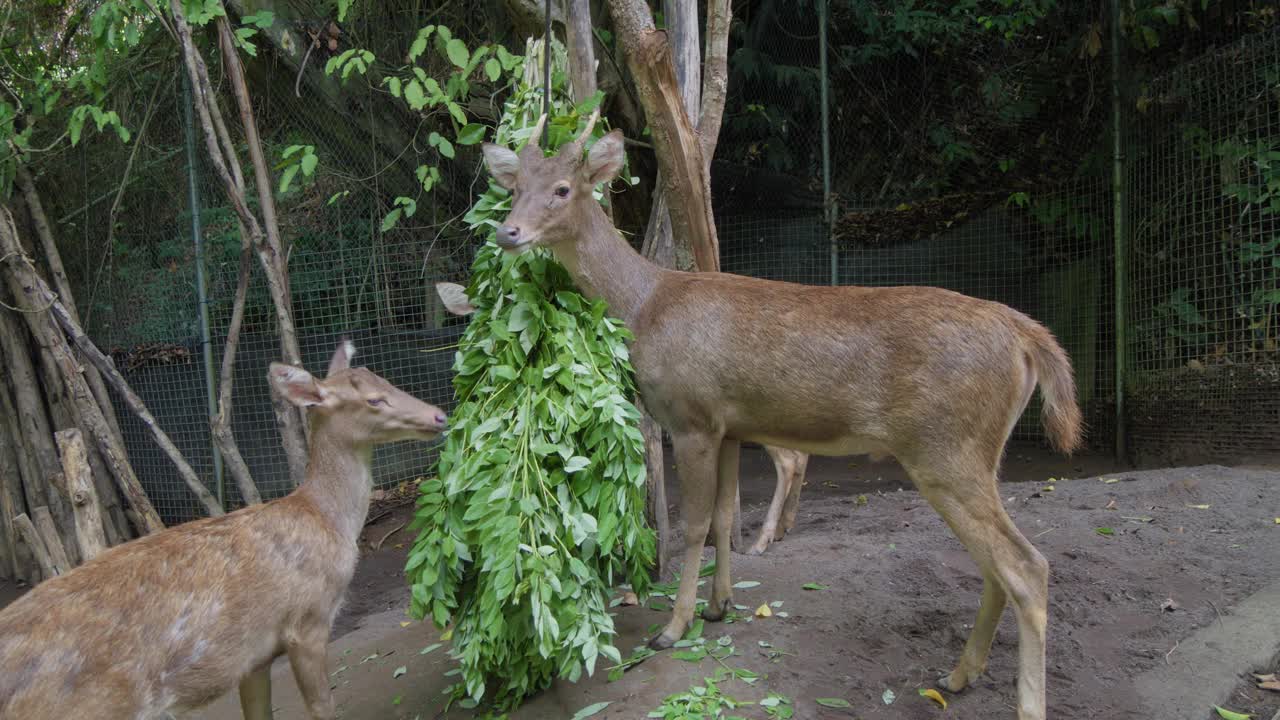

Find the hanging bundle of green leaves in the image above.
[{"left": 405, "top": 38, "right": 655, "bottom": 710}]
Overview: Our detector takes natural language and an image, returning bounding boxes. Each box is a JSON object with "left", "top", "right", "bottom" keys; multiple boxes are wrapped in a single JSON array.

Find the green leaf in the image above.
[
  {"left": 802, "top": 582, "right": 828, "bottom": 591},
  {"left": 278, "top": 165, "right": 300, "bottom": 194},
  {"left": 404, "top": 80, "right": 426, "bottom": 110},
  {"left": 337, "top": 0, "right": 353, "bottom": 21},
  {"left": 570, "top": 701, "right": 612, "bottom": 719},
  {"left": 446, "top": 38, "right": 469, "bottom": 68},
  {"left": 385, "top": 77, "right": 403, "bottom": 98},
  {"left": 436, "top": 137, "right": 455, "bottom": 159},
  {"left": 457, "top": 123, "right": 487, "bottom": 146},
  {"left": 485, "top": 58, "right": 502, "bottom": 82},
  {"left": 380, "top": 207, "right": 402, "bottom": 232},
  {"left": 732, "top": 580, "right": 760, "bottom": 589},
  {"left": 393, "top": 665, "right": 407, "bottom": 678},
  {"left": 1213, "top": 708, "right": 1253, "bottom": 720},
  {"left": 447, "top": 101, "right": 467, "bottom": 125},
  {"left": 300, "top": 152, "right": 318, "bottom": 177},
  {"left": 1095, "top": 527, "right": 1115, "bottom": 536},
  {"left": 241, "top": 11, "right": 274, "bottom": 28},
  {"left": 564, "top": 456, "right": 590, "bottom": 473},
  {"left": 408, "top": 25, "right": 435, "bottom": 61},
  {"left": 816, "top": 698, "right": 852, "bottom": 708}
]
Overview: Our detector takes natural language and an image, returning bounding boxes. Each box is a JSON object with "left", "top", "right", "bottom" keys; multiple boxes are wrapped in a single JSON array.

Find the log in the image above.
[
  {"left": 0, "top": 227, "right": 224, "bottom": 518},
  {"left": 0, "top": 380, "right": 36, "bottom": 582},
  {"left": 0, "top": 310, "right": 65, "bottom": 515},
  {"left": 0, "top": 209, "right": 167, "bottom": 534},
  {"left": 32, "top": 506, "right": 71, "bottom": 576},
  {"left": 56, "top": 429, "right": 108, "bottom": 562},
  {"left": 13, "top": 513, "right": 57, "bottom": 581},
  {"left": 14, "top": 165, "right": 126, "bottom": 446}
]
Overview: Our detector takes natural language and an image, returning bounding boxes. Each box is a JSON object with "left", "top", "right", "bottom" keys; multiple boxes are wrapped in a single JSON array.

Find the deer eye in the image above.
[
  {"left": 367, "top": 398, "right": 385, "bottom": 407},
  {"left": 554, "top": 185, "right": 570, "bottom": 198}
]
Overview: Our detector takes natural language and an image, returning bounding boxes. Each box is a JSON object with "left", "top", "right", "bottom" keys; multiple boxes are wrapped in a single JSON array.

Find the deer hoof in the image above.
[
  {"left": 648, "top": 632, "right": 678, "bottom": 651},
  {"left": 939, "top": 670, "right": 973, "bottom": 693},
  {"left": 745, "top": 541, "right": 769, "bottom": 556},
  {"left": 702, "top": 598, "right": 731, "bottom": 622}
]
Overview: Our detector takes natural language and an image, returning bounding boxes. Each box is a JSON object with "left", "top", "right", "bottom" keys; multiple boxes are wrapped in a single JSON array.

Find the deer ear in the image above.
[
  {"left": 481, "top": 143, "right": 520, "bottom": 190},
  {"left": 327, "top": 340, "right": 355, "bottom": 376},
  {"left": 435, "top": 282, "right": 476, "bottom": 316},
  {"left": 584, "top": 130, "right": 625, "bottom": 187},
  {"left": 269, "top": 363, "right": 328, "bottom": 408}
]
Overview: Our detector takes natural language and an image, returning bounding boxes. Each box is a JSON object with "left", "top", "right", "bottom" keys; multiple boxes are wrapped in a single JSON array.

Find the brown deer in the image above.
[
  {"left": 0, "top": 342, "right": 447, "bottom": 720},
  {"left": 478, "top": 112, "right": 1081, "bottom": 720},
  {"left": 434, "top": 281, "right": 806, "bottom": 557}
]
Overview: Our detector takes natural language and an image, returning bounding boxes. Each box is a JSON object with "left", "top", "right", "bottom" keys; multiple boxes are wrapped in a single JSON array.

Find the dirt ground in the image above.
[{"left": 5, "top": 444, "right": 1278, "bottom": 719}]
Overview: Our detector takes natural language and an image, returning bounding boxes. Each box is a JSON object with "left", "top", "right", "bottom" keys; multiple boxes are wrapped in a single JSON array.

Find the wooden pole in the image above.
[
  {"left": 13, "top": 513, "right": 57, "bottom": 581},
  {"left": 32, "top": 506, "right": 71, "bottom": 576},
  {"left": 56, "top": 429, "right": 108, "bottom": 562}
]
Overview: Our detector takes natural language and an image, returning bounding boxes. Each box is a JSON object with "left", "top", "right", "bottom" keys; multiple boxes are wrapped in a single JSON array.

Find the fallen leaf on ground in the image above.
[
  {"left": 1095, "top": 527, "right": 1115, "bottom": 536},
  {"left": 882, "top": 688, "right": 896, "bottom": 705},
  {"left": 855, "top": 494, "right": 868, "bottom": 506},
  {"left": 1213, "top": 706, "right": 1252, "bottom": 720},
  {"left": 419, "top": 643, "right": 442, "bottom": 655},
  {"left": 756, "top": 604, "right": 773, "bottom": 618},
  {"left": 392, "top": 666, "right": 406, "bottom": 678},
  {"left": 570, "top": 701, "right": 613, "bottom": 719},
  {"left": 817, "top": 697, "right": 853, "bottom": 708},
  {"left": 802, "top": 582, "right": 828, "bottom": 591},
  {"left": 1273, "top": 517, "right": 1279, "bottom": 524},
  {"left": 400, "top": 621, "right": 411, "bottom": 628},
  {"left": 1160, "top": 598, "right": 1179, "bottom": 612},
  {"left": 1253, "top": 673, "right": 1276, "bottom": 683},
  {"left": 1105, "top": 499, "right": 1118, "bottom": 510},
  {"left": 1102, "top": 478, "right": 1120, "bottom": 484},
  {"left": 1186, "top": 503, "right": 1211, "bottom": 510},
  {"left": 919, "top": 688, "right": 947, "bottom": 709},
  {"left": 733, "top": 580, "right": 761, "bottom": 589},
  {"left": 1122, "top": 516, "right": 1154, "bottom": 523}
]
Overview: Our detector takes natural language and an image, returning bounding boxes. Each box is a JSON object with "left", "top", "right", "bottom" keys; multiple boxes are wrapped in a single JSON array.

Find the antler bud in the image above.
[
  {"left": 519, "top": 113, "right": 548, "bottom": 161},
  {"left": 560, "top": 107, "right": 601, "bottom": 162}
]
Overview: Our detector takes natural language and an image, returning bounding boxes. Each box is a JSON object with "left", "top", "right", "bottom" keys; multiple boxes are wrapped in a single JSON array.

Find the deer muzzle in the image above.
[{"left": 496, "top": 224, "right": 531, "bottom": 251}]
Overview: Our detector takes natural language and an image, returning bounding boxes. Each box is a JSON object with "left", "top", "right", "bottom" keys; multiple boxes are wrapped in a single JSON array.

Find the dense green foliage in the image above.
[{"left": 405, "top": 53, "right": 654, "bottom": 709}]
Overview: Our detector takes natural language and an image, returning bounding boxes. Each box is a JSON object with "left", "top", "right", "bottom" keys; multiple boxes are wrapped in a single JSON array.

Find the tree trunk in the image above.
[
  {"left": 566, "top": 0, "right": 599, "bottom": 103},
  {"left": 13, "top": 165, "right": 126, "bottom": 447},
  {"left": 56, "top": 429, "right": 108, "bottom": 562},
  {"left": 605, "top": 0, "right": 720, "bottom": 273},
  {"left": 215, "top": 17, "right": 310, "bottom": 483},
  {"left": 0, "top": 209, "right": 166, "bottom": 535},
  {"left": 212, "top": 241, "right": 262, "bottom": 505}
]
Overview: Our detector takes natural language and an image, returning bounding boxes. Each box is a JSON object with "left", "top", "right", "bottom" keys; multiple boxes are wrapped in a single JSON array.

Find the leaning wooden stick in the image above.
[{"left": 56, "top": 429, "right": 108, "bottom": 562}]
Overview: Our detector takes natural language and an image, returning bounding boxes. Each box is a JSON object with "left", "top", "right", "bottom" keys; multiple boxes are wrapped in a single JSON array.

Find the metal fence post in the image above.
[
  {"left": 819, "top": 0, "right": 836, "bottom": 286},
  {"left": 1110, "top": 0, "right": 1128, "bottom": 463},
  {"left": 182, "top": 73, "right": 225, "bottom": 505}
]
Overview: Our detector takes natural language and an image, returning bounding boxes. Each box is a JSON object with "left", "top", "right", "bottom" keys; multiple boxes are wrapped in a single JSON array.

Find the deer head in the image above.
[
  {"left": 269, "top": 341, "right": 447, "bottom": 445},
  {"left": 480, "top": 109, "right": 625, "bottom": 253}
]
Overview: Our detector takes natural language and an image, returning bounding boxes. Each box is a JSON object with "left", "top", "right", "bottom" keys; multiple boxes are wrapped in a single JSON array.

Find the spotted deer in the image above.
[
  {"left": 477, "top": 112, "right": 1082, "bottom": 720},
  {"left": 434, "top": 281, "right": 807, "bottom": 557},
  {"left": 0, "top": 342, "right": 447, "bottom": 720}
]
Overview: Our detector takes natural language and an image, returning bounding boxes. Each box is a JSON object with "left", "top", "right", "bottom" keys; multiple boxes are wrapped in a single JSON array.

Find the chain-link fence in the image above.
[{"left": 32, "top": 6, "right": 1280, "bottom": 525}]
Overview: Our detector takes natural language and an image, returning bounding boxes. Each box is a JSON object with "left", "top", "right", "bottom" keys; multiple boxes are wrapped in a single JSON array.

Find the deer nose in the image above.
[
  {"left": 433, "top": 413, "right": 448, "bottom": 430},
  {"left": 496, "top": 225, "right": 522, "bottom": 248}
]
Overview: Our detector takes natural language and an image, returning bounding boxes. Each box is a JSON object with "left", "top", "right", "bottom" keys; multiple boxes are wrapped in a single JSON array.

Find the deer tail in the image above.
[{"left": 1024, "top": 320, "right": 1084, "bottom": 455}]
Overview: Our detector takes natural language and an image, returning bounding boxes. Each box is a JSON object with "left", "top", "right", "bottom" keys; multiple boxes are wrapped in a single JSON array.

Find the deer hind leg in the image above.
[
  {"left": 748, "top": 445, "right": 792, "bottom": 556},
  {"left": 704, "top": 438, "right": 740, "bottom": 620},
  {"left": 908, "top": 459, "right": 1048, "bottom": 720},
  {"left": 649, "top": 431, "right": 721, "bottom": 650},
  {"left": 238, "top": 663, "right": 273, "bottom": 720},
  {"left": 778, "top": 450, "right": 808, "bottom": 537},
  {"left": 285, "top": 621, "right": 337, "bottom": 720}
]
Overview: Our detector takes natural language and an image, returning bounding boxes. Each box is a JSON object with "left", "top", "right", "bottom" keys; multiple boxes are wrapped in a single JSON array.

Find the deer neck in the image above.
[
  {"left": 295, "top": 417, "right": 374, "bottom": 544},
  {"left": 550, "top": 203, "right": 662, "bottom": 325}
]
